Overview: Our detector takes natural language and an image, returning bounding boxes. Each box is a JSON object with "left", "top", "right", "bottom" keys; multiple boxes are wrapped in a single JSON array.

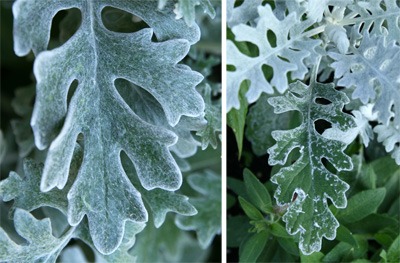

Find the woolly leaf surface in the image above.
[
  {"left": 268, "top": 80, "right": 355, "bottom": 255},
  {"left": 13, "top": 0, "right": 205, "bottom": 254},
  {"left": 0, "top": 209, "right": 74, "bottom": 263},
  {"left": 175, "top": 170, "right": 221, "bottom": 248},
  {"left": 329, "top": 32, "right": 400, "bottom": 127},
  {"left": 227, "top": 4, "right": 321, "bottom": 111}
]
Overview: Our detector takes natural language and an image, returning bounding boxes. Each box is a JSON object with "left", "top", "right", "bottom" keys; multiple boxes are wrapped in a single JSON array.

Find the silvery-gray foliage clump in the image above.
[
  {"left": 228, "top": 0, "right": 400, "bottom": 255},
  {"left": 0, "top": 0, "right": 221, "bottom": 262}
]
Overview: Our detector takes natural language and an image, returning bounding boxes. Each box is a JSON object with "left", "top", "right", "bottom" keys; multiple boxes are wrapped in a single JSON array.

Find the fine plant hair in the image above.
[{"left": 0, "top": 0, "right": 221, "bottom": 262}]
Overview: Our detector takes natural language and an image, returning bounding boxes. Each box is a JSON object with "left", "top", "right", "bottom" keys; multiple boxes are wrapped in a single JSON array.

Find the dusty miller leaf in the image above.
[
  {"left": 158, "top": 0, "right": 216, "bottom": 27},
  {"left": 374, "top": 123, "right": 400, "bottom": 165},
  {"left": 329, "top": 31, "right": 400, "bottom": 127},
  {"left": 227, "top": 0, "right": 263, "bottom": 28},
  {"left": 13, "top": 0, "right": 205, "bottom": 253},
  {"left": 121, "top": 153, "right": 198, "bottom": 229},
  {"left": 0, "top": 144, "right": 83, "bottom": 217},
  {"left": 0, "top": 209, "right": 75, "bottom": 263},
  {"left": 196, "top": 84, "right": 221, "bottom": 150},
  {"left": 175, "top": 170, "right": 221, "bottom": 248},
  {"left": 227, "top": 4, "right": 322, "bottom": 111},
  {"left": 268, "top": 80, "right": 355, "bottom": 255},
  {"left": 345, "top": 0, "right": 400, "bottom": 44}
]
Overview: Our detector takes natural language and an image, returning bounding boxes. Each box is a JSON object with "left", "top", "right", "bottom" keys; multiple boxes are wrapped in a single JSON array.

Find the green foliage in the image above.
[{"left": 227, "top": 0, "right": 400, "bottom": 261}]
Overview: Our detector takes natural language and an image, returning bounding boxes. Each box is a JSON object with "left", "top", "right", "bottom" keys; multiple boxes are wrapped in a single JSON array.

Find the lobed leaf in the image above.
[
  {"left": 175, "top": 170, "right": 221, "bottom": 248},
  {"left": 13, "top": 0, "right": 205, "bottom": 254},
  {"left": 329, "top": 32, "right": 400, "bottom": 127},
  {"left": 227, "top": 4, "right": 321, "bottom": 111},
  {"left": 268, "top": 80, "right": 355, "bottom": 255},
  {"left": 0, "top": 209, "right": 74, "bottom": 263}
]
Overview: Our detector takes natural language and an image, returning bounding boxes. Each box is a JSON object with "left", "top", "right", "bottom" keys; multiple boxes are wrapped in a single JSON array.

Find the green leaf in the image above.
[
  {"left": 345, "top": 214, "right": 398, "bottom": 234},
  {"left": 301, "top": 251, "right": 324, "bottom": 263},
  {"left": 387, "top": 235, "right": 400, "bottom": 262},
  {"left": 227, "top": 176, "right": 247, "bottom": 199},
  {"left": 371, "top": 156, "right": 399, "bottom": 186},
  {"left": 238, "top": 196, "right": 264, "bottom": 221},
  {"left": 13, "top": 0, "right": 205, "bottom": 254},
  {"left": 268, "top": 80, "right": 355, "bottom": 255},
  {"left": 277, "top": 237, "right": 299, "bottom": 256},
  {"left": 336, "top": 188, "right": 386, "bottom": 224},
  {"left": 227, "top": 81, "right": 249, "bottom": 159},
  {"left": 322, "top": 242, "right": 352, "bottom": 263},
  {"left": 175, "top": 170, "right": 221, "bottom": 248},
  {"left": 227, "top": 215, "right": 252, "bottom": 248},
  {"left": 243, "top": 168, "right": 272, "bottom": 213},
  {"left": 239, "top": 231, "right": 269, "bottom": 263},
  {"left": 336, "top": 224, "right": 358, "bottom": 247},
  {"left": 270, "top": 222, "right": 290, "bottom": 238}
]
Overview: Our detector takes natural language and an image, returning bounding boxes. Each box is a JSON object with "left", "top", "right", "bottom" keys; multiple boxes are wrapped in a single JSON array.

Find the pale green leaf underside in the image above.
[
  {"left": 227, "top": 4, "right": 321, "bottom": 111},
  {"left": 268, "top": 80, "right": 355, "bottom": 255},
  {"left": 13, "top": 0, "right": 205, "bottom": 254},
  {"left": 175, "top": 170, "right": 221, "bottom": 248}
]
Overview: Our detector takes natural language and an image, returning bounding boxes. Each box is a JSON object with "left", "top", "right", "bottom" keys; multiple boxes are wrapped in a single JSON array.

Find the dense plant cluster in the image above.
[
  {"left": 0, "top": 0, "right": 221, "bottom": 262},
  {"left": 227, "top": 0, "right": 400, "bottom": 261}
]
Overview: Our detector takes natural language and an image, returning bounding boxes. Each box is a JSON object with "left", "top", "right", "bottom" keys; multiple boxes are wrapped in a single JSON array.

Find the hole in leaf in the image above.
[
  {"left": 236, "top": 41, "right": 259, "bottom": 57},
  {"left": 114, "top": 78, "right": 163, "bottom": 124},
  {"left": 101, "top": 6, "right": 151, "bottom": 34},
  {"left": 277, "top": 55, "right": 289, "bottom": 63},
  {"left": 30, "top": 207, "right": 69, "bottom": 238},
  {"left": 315, "top": 97, "right": 332, "bottom": 105},
  {"left": 234, "top": 0, "right": 244, "bottom": 7},
  {"left": 227, "top": 64, "right": 236, "bottom": 71},
  {"left": 262, "top": 64, "right": 273, "bottom": 82},
  {"left": 321, "top": 158, "right": 338, "bottom": 174},
  {"left": 267, "top": 30, "right": 277, "bottom": 48},
  {"left": 77, "top": 132, "right": 85, "bottom": 149},
  {"left": 48, "top": 8, "right": 82, "bottom": 50},
  {"left": 262, "top": 0, "right": 274, "bottom": 8},
  {"left": 314, "top": 119, "right": 332, "bottom": 135},
  {"left": 359, "top": 22, "right": 365, "bottom": 33},
  {"left": 67, "top": 80, "right": 79, "bottom": 110},
  {"left": 65, "top": 239, "right": 95, "bottom": 262}
]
